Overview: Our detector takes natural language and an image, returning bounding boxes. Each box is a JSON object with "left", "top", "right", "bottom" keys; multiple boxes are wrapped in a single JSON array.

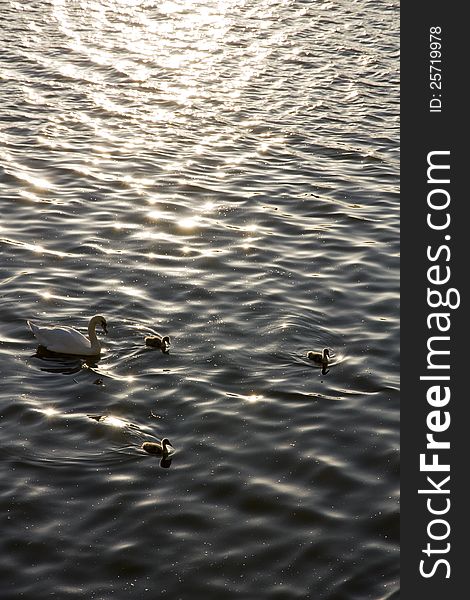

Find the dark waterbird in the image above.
[
  {"left": 307, "top": 348, "right": 330, "bottom": 375},
  {"left": 141, "top": 438, "right": 172, "bottom": 456},
  {"left": 145, "top": 334, "right": 170, "bottom": 352}
]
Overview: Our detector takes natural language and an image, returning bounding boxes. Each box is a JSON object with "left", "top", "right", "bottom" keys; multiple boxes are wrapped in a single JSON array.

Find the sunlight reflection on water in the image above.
[{"left": 1, "top": 0, "right": 398, "bottom": 597}]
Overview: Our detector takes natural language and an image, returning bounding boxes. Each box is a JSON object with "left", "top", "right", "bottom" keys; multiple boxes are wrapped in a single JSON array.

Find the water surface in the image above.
[{"left": 0, "top": 1, "right": 399, "bottom": 597}]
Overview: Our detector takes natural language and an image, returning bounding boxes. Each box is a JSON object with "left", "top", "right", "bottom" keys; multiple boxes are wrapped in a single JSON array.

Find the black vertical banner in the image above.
[{"left": 402, "top": 4, "right": 467, "bottom": 598}]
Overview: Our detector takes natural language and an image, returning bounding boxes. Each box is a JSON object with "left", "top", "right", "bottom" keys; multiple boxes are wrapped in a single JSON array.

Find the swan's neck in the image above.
[{"left": 87, "top": 317, "right": 101, "bottom": 352}]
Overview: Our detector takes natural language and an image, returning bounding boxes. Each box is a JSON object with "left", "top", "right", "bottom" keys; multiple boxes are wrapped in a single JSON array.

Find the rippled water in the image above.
[{"left": 1, "top": 1, "right": 399, "bottom": 597}]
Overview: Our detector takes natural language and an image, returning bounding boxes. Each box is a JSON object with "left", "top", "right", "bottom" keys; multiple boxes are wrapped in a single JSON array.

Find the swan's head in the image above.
[
  {"left": 162, "top": 336, "right": 170, "bottom": 347},
  {"left": 323, "top": 348, "right": 330, "bottom": 359},
  {"left": 95, "top": 315, "right": 108, "bottom": 335}
]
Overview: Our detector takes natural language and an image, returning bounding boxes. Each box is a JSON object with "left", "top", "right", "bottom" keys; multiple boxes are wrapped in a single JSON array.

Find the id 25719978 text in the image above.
[{"left": 429, "top": 26, "right": 442, "bottom": 113}]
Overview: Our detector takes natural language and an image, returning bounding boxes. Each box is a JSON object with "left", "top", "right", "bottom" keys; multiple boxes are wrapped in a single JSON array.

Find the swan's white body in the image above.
[{"left": 28, "top": 315, "right": 107, "bottom": 356}]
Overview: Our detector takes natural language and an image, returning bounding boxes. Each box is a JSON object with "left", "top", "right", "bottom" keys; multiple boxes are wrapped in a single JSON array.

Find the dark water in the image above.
[{"left": 0, "top": 1, "right": 399, "bottom": 598}]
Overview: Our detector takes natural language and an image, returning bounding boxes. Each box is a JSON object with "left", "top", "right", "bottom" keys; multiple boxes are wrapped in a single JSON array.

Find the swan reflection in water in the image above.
[{"left": 32, "top": 345, "right": 102, "bottom": 375}]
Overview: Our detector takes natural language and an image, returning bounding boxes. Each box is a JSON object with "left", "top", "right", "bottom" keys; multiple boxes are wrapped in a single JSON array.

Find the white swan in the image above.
[{"left": 28, "top": 315, "right": 108, "bottom": 356}]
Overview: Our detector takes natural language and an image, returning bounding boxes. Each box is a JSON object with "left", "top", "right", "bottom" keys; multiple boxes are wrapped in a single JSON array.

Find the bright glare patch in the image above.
[
  {"left": 119, "top": 286, "right": 147, "bottom": 299},
  {"left": 202, "top": 201, "right": 215, "bottom": 212},
  {"left": 40, "top": 407, "right": 58, "bottom": 417},
  {"left": 19, "top": 191, "right": 44, "bottom": 204},
  {"left": 131, "top": 230, "right": 159, "bottom": 241},
  {"left": 200, "top": 248, "right": 219, "bottom": 258},
  {"left": 92, "top": 92, "right": 129, "bottom": 116},
  {"left": 113, "top": 222, "right": 141, "bottom": 231},
  {"left": 179, "top": 216, "right": 199, "bottom": 230},
  {"left": 245, "top": 394, "right": 264, "bottom": 403},
  {"left": 16, "top": 170, "right": 51, "bottom": 190},
  {"left": 102, "top": 415, "right": 127, "bottom": 428},
  {"left": 259, "top": 142, "right": 269, "bottom": 153},
  {"left": 159, "top": 1, "right": 181, "bottom": 15},
  {"left": 242, "top": 236, "right": 256, "bottom": 249},
  {"left": 147, "top": 210, "right": 163, "bottom": 221}
]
